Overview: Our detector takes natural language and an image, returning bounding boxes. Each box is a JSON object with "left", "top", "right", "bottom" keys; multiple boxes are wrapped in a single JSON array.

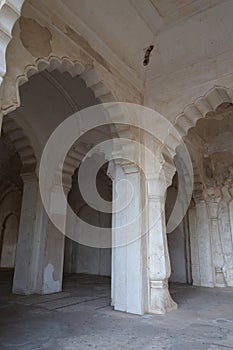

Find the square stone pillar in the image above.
[
  {"left": 191, "top": 189, "right": 214, "bottom": 288},
  {"left": 207, "top": 194, "right": 225, "bottom": 287},
  {"left": 13, "top": 173, "right": 66, "bottom": 295},
  {"left": 13, "top": 173, "right": 43, "bottom": 294},
  {"left": 36, "top": 183, "right": 67, "bottom": 294},
  {"left": 110, "top": 162, "right": 146, "bottom": 315},
  {"left": 38, "top": 219, "right": 65, "bottom": 294},
  {"left": 147, "top": 177, "right": 177, "bottom": 314}
]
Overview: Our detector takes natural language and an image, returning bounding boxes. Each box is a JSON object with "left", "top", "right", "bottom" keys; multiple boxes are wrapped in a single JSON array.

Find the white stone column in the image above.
[
  {"left": 37, "top": 183, "right": 68, "bottom": 294},
  {"left": 13, "top": 173, "right": 66, "bottom": 295},
  {"left": 111, "top": 162, "right": 146, "bottom": 315},
  {"left": 13, "top": 173, "right": 43, "bottom": 294},
  {"left": 147, "top": 177, "right": 177, "bottom": 314},
  {"left": 207, "top": 191, "right": 226, "bottom": 287},
  {"left": 193, "top": 196, "right": 214, "bottom": 287}
]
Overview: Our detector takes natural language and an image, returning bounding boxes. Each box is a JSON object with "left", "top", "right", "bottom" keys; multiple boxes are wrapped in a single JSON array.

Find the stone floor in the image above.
[{"left": 0, "top": 270, "right": 233, "bottom": 350}]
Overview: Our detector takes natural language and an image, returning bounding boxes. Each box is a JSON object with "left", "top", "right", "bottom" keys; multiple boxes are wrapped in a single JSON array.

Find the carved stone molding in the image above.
[
  {"left": 0, "top": 0, "right": 25, "bottom": 85},
  {"left": 174, "top": 86, "right": 233, "bottom": 138},
  {"left": 1, "top": 55, "right": 117, "bottom": 114},
  {"left": 2, "top": 115, "right": 36, "bottom": 170}
]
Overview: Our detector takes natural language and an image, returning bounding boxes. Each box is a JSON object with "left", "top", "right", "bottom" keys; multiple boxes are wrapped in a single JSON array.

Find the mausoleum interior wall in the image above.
[
  {"left": 7, "top": 69, "right": 98, "bottom": 160},
  {"left": 0, "top": 0, "right": 233, "bottom": 315},
  {"left": 188, "top": 107, "right": 233, "bottom": 288},
  {"left": 0, "top": 63, "right": 116, "bottom": 291},
  {"left": 64, "top": 160, "right": 112, "bottom": 277},
  {"left": 1, "top": 1, "right": 143, "bottom": 118},
  {"left": 166, "top": 106, "right": 233, "bottom": 288},
  {"left": 2, "top": 0, "right": 233, "bottom": 120}
]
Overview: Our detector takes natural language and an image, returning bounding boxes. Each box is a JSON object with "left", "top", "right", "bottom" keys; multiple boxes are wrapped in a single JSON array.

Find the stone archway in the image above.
[
  {"left": 165, "top": 86, "right": 233, "bottom": 292},
  {"left": 1, "top": 50, "right": 138, "bottom": 304},
  {"left": 174, "top": 86, "right": 233, "bottom": 138}
]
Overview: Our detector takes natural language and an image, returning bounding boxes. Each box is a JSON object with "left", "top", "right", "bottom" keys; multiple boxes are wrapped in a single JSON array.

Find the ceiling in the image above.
[
  {"left": 149, "top": 0, "right": 222, "bottom": 24},
  {"left": 26, "top": 0, "right": 233, "bottom": 117}
]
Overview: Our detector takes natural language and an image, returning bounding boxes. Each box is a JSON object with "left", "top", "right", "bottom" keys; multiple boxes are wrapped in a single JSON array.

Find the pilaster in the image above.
[
  {"left": 110, "top": 161, "right": 146, "bottom": 315},
  {"left": 147, "top": 176, "right": 177, "bottom": 314}
]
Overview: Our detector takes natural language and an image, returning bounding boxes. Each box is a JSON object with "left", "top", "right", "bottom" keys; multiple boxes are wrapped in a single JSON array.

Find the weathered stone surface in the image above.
[
  {"left": 1, "top": 273, "right": 233, "bottom": 350},
  {"left": 0, "top": 0, "right": 232, "bottom": 322},
  {"left": 19, "top": 17, "right": 52, "bottom": 58}
]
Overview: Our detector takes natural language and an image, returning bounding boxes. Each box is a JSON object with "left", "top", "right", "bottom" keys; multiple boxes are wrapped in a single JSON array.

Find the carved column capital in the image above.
[
  {"left": 110, "top": 158, "right": 139, "bottom": 176},
  {"left": 20, "top": 171, "right": 38, "bottom": 183},
  {"left": 147, "top": 176, "right": 167, "bottom": 199}
]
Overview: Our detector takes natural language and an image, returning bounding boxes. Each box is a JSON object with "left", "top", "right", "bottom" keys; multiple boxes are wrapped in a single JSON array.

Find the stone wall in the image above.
[
  {"left": 187, "top": 110, "right": 233, "bottom": 287},
  {"left": 166, "top": 108, "right": 233, "bottom": 288},
  {"left": 64, "top": 161, "right": 112, "bottom": 277}
]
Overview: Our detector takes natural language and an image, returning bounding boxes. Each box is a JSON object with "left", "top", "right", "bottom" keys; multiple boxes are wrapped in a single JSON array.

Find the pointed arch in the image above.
[
  {"left": 2, "top": 115, "right": 36, "bottom": 170},
  {"left": 2, "top": 56, "right": 132, "bottom": 160},
  {"left": 174, "top": 86, "right": 233, "bottom": 140},
  {"left": 2, "top": 56, "right": 117, "bottom": 115}
]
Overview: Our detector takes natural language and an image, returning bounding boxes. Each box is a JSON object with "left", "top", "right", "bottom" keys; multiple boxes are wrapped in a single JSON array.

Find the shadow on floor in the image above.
[{"left": 1, "top": 270, "right": 233, "bottom": 349}]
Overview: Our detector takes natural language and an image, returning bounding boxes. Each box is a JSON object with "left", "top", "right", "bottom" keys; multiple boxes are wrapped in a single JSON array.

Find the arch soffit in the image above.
[
  {"left": 164, "top": 86, "right": 233, "bottom": 157},
  {"left": 2, "top": 115, "right": 36, "bottom": 169}
]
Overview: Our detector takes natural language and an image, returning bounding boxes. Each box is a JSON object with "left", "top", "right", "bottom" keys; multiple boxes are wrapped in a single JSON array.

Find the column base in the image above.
[
  {"left": 12, "top": 286, "right": 33, "bottom": 296},
  {"left": 40, "top": 263, "right": 62, "bottom": 294},
  {"left": 149, "top": 280, "right": 177, "bottom": 314}
]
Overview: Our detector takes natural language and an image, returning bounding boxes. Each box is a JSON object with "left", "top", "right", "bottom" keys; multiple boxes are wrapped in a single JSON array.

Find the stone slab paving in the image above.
[{"left": 0, "top": 273, "right": 233, "bottom": 350}]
